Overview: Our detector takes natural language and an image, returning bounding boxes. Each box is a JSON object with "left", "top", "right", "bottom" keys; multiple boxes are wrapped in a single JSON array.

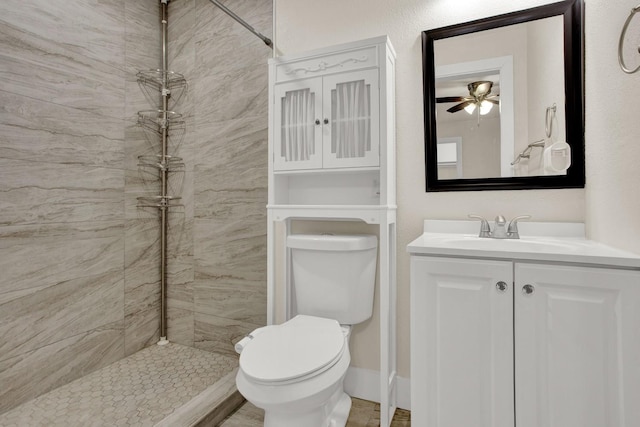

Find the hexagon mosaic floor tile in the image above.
[{"left": 0, "top": 343, "right": 238, "bottom": 427}]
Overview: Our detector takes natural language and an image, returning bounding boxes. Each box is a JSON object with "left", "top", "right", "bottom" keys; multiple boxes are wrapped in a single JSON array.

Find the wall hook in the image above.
[{"left": 618, "top": 5, "right": 640, "bottom": 74}]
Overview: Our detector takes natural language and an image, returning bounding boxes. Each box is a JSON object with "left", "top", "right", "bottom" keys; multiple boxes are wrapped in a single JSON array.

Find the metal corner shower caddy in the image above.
[
  {"left": 136, "top": 0, "right": 185, "bottom": 345},
  {"left": 135, "top": 0, "right": 271, "bottom": 345}
]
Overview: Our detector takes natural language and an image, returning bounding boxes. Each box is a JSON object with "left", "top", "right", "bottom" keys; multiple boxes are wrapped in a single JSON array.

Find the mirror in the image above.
[{"left": 422, "top": 0, "right": 584, "bottom": 191}]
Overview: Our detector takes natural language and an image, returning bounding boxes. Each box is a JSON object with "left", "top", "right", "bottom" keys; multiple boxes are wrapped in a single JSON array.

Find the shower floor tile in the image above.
[{"left": 0, "top": 343, "right": 238, "bottom": 427}]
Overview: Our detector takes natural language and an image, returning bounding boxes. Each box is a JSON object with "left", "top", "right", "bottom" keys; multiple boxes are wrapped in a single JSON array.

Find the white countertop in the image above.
[{"left": 407, "top": 220, "right": 640, "bottom": 269}]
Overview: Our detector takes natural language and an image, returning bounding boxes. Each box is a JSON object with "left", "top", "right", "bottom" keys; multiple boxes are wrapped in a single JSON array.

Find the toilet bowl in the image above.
[{"left": 236, "top": 315, "right": 353, "bottom": 427}]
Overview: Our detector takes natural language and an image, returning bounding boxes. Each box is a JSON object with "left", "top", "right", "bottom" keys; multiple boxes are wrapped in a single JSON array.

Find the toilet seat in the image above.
[{"left": 239, "top": 315, "right": 346, "bottom": 384}]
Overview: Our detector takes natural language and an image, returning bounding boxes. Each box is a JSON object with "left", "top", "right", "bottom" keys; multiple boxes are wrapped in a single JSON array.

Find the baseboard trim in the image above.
[{"left": 344, "top": 367, "right": 410, "bottom": 411}]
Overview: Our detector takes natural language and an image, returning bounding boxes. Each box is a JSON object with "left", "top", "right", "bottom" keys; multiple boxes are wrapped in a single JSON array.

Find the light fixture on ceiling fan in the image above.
[{"left": 437, "top": 80, "right": 500, "bottom": 116}]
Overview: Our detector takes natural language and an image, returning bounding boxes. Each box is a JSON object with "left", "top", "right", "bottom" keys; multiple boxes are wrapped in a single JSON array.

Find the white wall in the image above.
[
  {"left": 274, "top": 0, "right": 640, "bottom": 380},
  {"left": 585, "top": 0, "right": 640, "bottom": 252}
]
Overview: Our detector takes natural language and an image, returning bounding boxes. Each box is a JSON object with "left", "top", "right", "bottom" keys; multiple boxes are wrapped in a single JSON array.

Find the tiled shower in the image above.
[{"left": 0, "top": 0, "right": 270, "bottom": 416}]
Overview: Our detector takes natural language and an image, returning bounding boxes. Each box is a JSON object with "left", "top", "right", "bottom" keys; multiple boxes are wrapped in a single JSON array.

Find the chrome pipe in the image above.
[
  {"left": 159, "top": 0, "right": 169, "bottom": 343},
  {"left": 207, "top": 0, "right": 272, "bottom": 48}
]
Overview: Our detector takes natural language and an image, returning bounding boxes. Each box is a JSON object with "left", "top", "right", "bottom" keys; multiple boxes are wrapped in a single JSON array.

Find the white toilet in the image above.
[{"left": 235, "top": 234, "right": 378, "bottom": 427}]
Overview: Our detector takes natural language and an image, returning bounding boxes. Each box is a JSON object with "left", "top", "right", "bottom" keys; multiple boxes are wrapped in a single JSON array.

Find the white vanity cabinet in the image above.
[{"left": 410, "top": 255, "right": 640, "bottom": 427}]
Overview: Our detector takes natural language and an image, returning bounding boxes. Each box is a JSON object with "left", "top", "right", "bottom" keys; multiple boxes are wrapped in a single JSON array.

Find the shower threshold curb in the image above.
[{"left": 155, "top": 369, "right": 244, "bottom": 427}]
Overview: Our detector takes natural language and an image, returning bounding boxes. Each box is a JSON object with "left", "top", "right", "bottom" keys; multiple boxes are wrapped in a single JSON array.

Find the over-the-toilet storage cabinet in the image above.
[
  {"left": 410, "top": 256, "right": 640, "bottom": 427},
  {"left": 267, "top": 36, "right": 397, "bottom": 427}
]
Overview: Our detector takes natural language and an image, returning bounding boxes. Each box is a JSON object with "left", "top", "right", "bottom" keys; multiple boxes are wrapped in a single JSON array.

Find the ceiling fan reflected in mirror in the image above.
[{"left": 437, "top": 80, "right": 500, "bottom": 115}]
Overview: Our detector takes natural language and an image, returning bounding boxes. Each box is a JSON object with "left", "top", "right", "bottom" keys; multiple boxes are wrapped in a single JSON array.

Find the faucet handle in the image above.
[
  {"left": 468, "top": 214, "right": 491, "bottom": 238},
  {"left": 507, "top": 215, "right": 532, "bottom": 238}
]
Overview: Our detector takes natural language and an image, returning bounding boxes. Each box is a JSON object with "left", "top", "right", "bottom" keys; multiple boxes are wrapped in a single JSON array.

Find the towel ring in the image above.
[
  {"left": 618, "top": 5, "right": 640, "bottom": 74},
  {"left": 545, "top": 104, "right": 556, "bottom": 138}
]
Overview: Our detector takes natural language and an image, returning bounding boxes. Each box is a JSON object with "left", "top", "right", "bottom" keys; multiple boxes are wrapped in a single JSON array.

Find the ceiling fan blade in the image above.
[
  {"left": 486, "top": 99, "right": 499, "bottom": 105},
  {"left": 447, "top": 100, "right": 472, "bottom": 113},
  {"left": 436, "top": 96, "right": 466, "bottom": 103}
]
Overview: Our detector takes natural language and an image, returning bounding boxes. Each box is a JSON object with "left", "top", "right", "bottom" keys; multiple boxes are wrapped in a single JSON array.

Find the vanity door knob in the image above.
[
  {"left": 522, "top": 284, "right": 535, "bottom": 295},
  {"left": 315, "top": 119, "right": 321, "bottom": 125},
  {"left": 496, "top": 281, "right": 508, "bottom": 292},
  {"left": 323, "top": 118, "right": 329, "bottom": 124}
]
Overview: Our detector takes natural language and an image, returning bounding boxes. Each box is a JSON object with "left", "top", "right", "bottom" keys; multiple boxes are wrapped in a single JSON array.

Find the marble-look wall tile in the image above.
[
  {"left": 124, "top": 218, "right": 161, "bottom": 355},
  {"left": 0, "top": 269, "right": 124, "bottom": 362},
  {"left": 0, "top": 0, "right": 126, "bottom": 119},
  {"left": 1, "top": 0, "right": 126, "bottom": 68},
  {"left": 168, "top": 0, "right": 196, "bottom": 78},
  {"left": 122, "top": 0, "right": 163, "bottom": 354},
  {"left": 0, "top": 91, "right": 124, "bottom": 168},
  {"left": 194, "top": 276, "right": 266, "bottom": 326},
  {"left": 185, "top": 0, "right": 271, "bottom": 353},
  {"left": 166, "top": 163, "right": 194, "bottom": 344},
  {"left": 193, "top": 217, "right": 266, "bottom": 277},
  {"left": 194, "top": 312, "right": 256, "bottom": 358},
  {"left": 124, "top": 304, "right": 160, "bottom": 355},
  {"left": 167, "top": 307, "right": 194, "bottom": 347},
  {"left": 124, "top": 0, "right": 161, "bottom": 77},
  {"left": 0, "top": 0, "right": 174, "bottom": 412},
  {"left": 193, "top": 69, "right": 268, "bottom": 123},
  {"left": 194, "top": 0, "right": 272, "bottom": 75},
  {"left": 0, "top": 230, "right": 124, "bottom": 300},
  {"left": 193, "top": 216, "right": 267, "bottom": 326},
  {"left": 192, "top": 0, "right": 270, "bottom": 122},
  {"left": 0, "top": 159, "right": 124, "bottom": 227},
  {"left": 0, "top": 320, "right": 124, "bottom": 414},
  {"left": 192, "top": 116, "right": 267, "bottom": 171},
  {"left": 0, "top": 220, "right": 124, "bottom": 362},
  {"left": 0, "top": 220, "right": 123, "bottom": 247},
  {"left": 167, "top": 214, "right": 194, "bottom": 301}
]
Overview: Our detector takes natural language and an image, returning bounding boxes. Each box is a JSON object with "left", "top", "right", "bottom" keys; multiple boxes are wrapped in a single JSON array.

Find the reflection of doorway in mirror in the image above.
[
  {"left": 437, "top": 137, "right": 462, "bottom": 179},
  {"left": 435, "top": 56, "right": 514, "bottom": 178}
]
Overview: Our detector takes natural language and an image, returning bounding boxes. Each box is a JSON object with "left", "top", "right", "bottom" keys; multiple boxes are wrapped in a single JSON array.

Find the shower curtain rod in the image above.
[{"left": 208, "top": 0, "right": 273, "bottom": 48}]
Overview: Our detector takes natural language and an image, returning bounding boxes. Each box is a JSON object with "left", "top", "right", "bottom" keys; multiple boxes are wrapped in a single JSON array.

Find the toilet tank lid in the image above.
[{"left": 287, "top": 234, "right": 377, "bottom": 251}]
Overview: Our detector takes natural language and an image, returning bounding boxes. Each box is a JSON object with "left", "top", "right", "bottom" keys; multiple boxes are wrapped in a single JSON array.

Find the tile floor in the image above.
[
  {"left": 219, "top": 398, "right": 411, "bottom": 426},
  {"left": 0, "top": 343, "right": 238, "bottom": 427}
]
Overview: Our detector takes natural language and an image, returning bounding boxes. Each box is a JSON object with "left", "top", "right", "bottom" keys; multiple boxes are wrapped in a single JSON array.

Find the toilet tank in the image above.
[{"left": 287, "top": 234, "right": 378, "bottom": 325}]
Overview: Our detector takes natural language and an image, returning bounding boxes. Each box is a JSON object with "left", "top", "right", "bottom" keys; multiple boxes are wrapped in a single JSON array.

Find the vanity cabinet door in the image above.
[
  {"left": 514, "top": 264, "right": 640, "bottom": 427},
  {"left": 273, "top": 77, "right": 324, "bottom": 171},
  {"left": 410, "top": 256, "right": 514, "bottom": 427}
]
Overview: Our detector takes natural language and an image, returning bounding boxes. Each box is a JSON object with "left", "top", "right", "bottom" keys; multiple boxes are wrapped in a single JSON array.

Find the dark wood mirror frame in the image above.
[{"left": 422, "top": 0, "right": 584, "bottom": 192}]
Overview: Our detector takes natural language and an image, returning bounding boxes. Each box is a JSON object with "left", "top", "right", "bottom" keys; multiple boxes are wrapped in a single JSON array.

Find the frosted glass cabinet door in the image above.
[
  {"left": 274, "top": 78, "right": 323, "bottom": 170},
  {"left": 515, "top": 264, "right": 640, "bottom": 427},
  {"left": 322, "top": 69, "right": 379, "bottom": 168},
  {"left": 410, "top": 256, "right": 514, "bottom": 427}
]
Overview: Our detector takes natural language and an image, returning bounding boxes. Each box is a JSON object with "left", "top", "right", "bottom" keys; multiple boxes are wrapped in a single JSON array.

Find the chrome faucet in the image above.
[
  {"left": 468, "top": 214, "right": 531, "bottom": 239},
  {"left": 468, "top": 215, "right": 491, "bottom": 237}
]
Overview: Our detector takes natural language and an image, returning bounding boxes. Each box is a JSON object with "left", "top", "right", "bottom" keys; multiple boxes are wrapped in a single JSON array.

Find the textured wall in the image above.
[
  {"left": 584, "top": 0, "right": 640, "bottom": 254},
  {"left": 165, "top": 0, "right": 270, "bottom": 356},
  {"left": 0, "top": 0, "right": 161, "bottom": 412}
]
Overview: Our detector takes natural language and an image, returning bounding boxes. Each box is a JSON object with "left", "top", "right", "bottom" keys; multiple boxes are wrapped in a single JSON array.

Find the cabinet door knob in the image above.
[
  {"left": 315, "top": 119, "right": 321, "bottom": 125},
  {"left": 496, "top": 281, "right": 508, "bottom": 292},
  {"left": 522, "top": 284, "right": 535, "bottom": 295},
  {"left": 323, "top": 118, "right": 329, "bottom": 124}
]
